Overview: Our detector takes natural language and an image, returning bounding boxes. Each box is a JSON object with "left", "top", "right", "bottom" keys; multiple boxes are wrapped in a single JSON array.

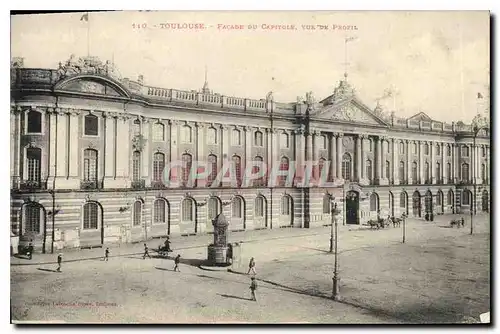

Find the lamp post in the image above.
[
  {"left": 402, "top": 212, "right": 407, "bottom": 243},
  {"left": 331, "top": 202, "right": 341, "bottom": 300}
]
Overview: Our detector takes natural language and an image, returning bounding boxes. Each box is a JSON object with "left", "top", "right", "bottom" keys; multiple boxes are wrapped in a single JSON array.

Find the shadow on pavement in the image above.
[
  {"left": 37, "top": 268, "right": 59, "bottom": 273},
  {"left": 299, "top": 247, "right": 331, "bottom": 254},
  {"left": 217, "top": 293, "right": 252, "bottom": 301},
  {"left": 154, "top": 266, "right": 174, "bottom": 272}
]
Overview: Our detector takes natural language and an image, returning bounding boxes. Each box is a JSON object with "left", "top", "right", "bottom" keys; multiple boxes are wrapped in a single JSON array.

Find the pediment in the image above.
[
  {"left": 408, "top": 112, "right": 433, "bottom": 122},
  {"left": 54, "top": 75, "right": 130, "bottom": 98},
  {"left": 313, "top": 98, "right": 388, "bottom": 126}
]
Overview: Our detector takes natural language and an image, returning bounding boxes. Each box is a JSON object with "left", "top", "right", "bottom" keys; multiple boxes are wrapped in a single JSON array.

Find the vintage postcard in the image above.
[{"left": 10, "top": 10, "right": 490, "bottom": 324}]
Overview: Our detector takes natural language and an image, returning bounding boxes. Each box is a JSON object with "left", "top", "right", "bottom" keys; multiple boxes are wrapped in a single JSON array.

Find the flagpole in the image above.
[{"left": 87, "top": 12, "right": 90, "bottom": 57}]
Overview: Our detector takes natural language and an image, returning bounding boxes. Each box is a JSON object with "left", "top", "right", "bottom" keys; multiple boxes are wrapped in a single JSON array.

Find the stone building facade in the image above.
[{"left": 10, "top": 56, "right": 491, "bottom": 253}]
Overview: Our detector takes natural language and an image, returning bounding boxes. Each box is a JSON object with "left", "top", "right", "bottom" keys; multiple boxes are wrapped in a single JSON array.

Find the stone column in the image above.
[
  {"left": 104, "top": 113, "right": 115, "bottom": 182},
  {"left": 312, "top": 130, "right": 319, "bottom": 180},
  {"left": 419, "top": 141, "right": 424, "bottom": 184},
  {"left": 376, "top": 136, "right": 382, "bottom": 182},
  {"left": 141, "top": 119, "right": 150, "bottom": 185},
  {"left": 329, "top": 134, "right": 336, "bottom": 182},
  {"left": 55, "top": 110, "right": 68, "bottom": 182},
  {"left": 197, "top": 123, "right": 206, "bottom": 187},
  {"left": 453, "top": 143, "right": 459, "bottom": 183},
  {"left": 360, "top": 135, "right": 367, "bottom": 182},
  {"left": 356, "top": 135, "right": 362, "bottom": 182},
  {"left": 476, "top": 144, "right": 481, "bottom": 183},
  {"left": 392, "top": 138, "right": 398, "bottom": 185},
  {"left": 406, "top": 140, "right": 412, "bottom": 184},
  {"left": 243, "top": 126, "right": 252, "bottom": 187},
  {"left": 430, "top": 141, "right": 435, "bottom": 184},
  {"left": 336, "top": 133, "right": 343, "bottom": 182},
  {"left": 441, "top": 143, "right": 448, "bottom": 184},
  {"left": 266, "top": 128, "right": 273, "bottom": 185},
  {"left": 10, "top": 108, "right": 16, "bottom": 184},
  {"left": 221, "top": 125, "right": 230, "bottom": 186},
  {"left": 169, "top": 120, "right": 179, "bottom": 184}
]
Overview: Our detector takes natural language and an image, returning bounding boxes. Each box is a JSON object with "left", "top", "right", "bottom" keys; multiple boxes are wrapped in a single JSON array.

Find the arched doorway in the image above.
[
  {"left": 482, "top": 190, "right": 489, "bottom": 212},
  {"left": 81, "top": 201, "right": 104, "bottom": 247},
  {"left": 400, "top": 191, "right": 409, "bottom": 216},
  {"left": 448, "top": 190, "right": 455, "bottom": 213},
  {"left": 425, "top": 190, "right": 433, "bottom": 215},
  {"left": 389, "top": 192, "right": 395, "bottom": 217},
  {"left": 20, "top": 201, "right": 47, "bottom": 253},
  {"left": 436, "top": 190, "right": 444, "bottom": 214},
  {"left": 346, "top": 190, "right": 359, "bottom": 224},
  {"left": 412, "top": 191, "right": 421, "bottom": 218}
]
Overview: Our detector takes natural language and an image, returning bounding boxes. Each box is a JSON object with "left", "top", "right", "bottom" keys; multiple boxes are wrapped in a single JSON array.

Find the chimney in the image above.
[{"left": 138, "top": 75, "right": 144, "bottom": 84}]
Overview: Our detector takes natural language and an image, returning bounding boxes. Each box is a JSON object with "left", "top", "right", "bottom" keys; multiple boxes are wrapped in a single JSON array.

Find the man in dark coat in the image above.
[
  {"left": 250, "top": 277, "right": 257, "bottom": 301},
  {"left": 174, "top": 254, "right": 181, "bottom": 272},
  {"left": 143, "top": 243, "right": 151, "bottom": 259},
  {"left": 28, "top": 239, "right": 33, "bottom": 260},
  {"left": 56, "top": 253, "right": 62, "bottom": 272}
]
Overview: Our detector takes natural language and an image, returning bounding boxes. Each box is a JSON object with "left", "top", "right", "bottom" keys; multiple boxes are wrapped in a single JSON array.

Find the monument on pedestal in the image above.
[{"left": 207, "top": 213, "right": 230, "bottom": 266}]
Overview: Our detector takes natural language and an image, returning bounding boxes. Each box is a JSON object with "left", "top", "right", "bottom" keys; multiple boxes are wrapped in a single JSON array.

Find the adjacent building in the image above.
[{"left": 10, "top": 56, "right": 491, "bottom": 253}]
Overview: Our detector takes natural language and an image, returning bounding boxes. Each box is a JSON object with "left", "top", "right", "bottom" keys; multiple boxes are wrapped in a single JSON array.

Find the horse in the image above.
[
  {"left": 392, "top": 216, "right": 402, "bottom": 228},
  {"left": 156, "top": 245, "right": 172, "bottom": 257},
  {"left": 367, "top": 220, "right": 380, "bottom": 230}
]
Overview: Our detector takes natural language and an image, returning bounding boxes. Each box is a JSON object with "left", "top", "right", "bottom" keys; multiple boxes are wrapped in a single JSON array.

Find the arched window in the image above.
[
  {"left": 461, "top": 163, "right": 469, "bottom": 182},
  {"left": 232, "top": 129, "right": 241, "bottom": 146},
  {"left": 181, "top": 198, "right": 195, "bottom": 222},
  {"left": 399, "top": 141, "right": 405, "bottom": 154},
  {"left": 413, "top": 143, "right": 418, "bottom": 155},
  {"left": 278, "top": 156, "right": 289, "bottom": 186},
  {"left": 399, "top": 161, "right": 405, "bottom": 183},
  {"left": 342, "top": 153, "right": 352, "bottom": 180},
  {"left": 181, "top": 153, "right": 192, "bottom": 186},
  {"left": 366, "top": 160, "right": 373, "bottom": 181},
  {"left": 83, "top": 202, "right": 99, "bottom": 230},
  {"left": 323, "top": 194, "right": 331, "bottom": 214},
  {"left": 424, "top": 162, "right": 430, "bottom": 183},
  {"left": 232, "top": 197, "right": 244, "bottom": 219},
  {"left": 153, "top": 152, "right": 165, "bottom": 182},
  {"left": 447, "top": 163, "right": 452, "bottom": 182},
  {"left": 281, "top": 195, "right": 292, "bottom": 215},
  {"left": 207, "top": 127, "right": 217, "bottom": 145},
  {"left": 233, "top": 155, "right": 242, "bottom": 187},
  {"left": 370, "top": 193, "right": 379, "bottom": 212},
  {"left": 253, "top": 156, "right": 264, "bottom": 186},
  {"left": 462, "top": 191, "right": 470, "bottom": 205},
  {"left": 26, "top": 147, "right": 41, "bottom": 182},
  {"left": 255, "top": 196, "right": 265, "bottom": 218},
  {"left": 84, "top": 114, "right": 99, "bottom": 136},
  {"left": 132, "top": 151, "right": 141, "bottom": 181},
  {"left": 412, "top": 162, "right": 418, "bottom": 182},
  {"left": 481, "top": 164, "right": 486, "bottom": 181},
  {"left": 447, "top": 190, "right": 454, "bottom": 205},
  {"left": 27, "top": 110, "right": 42, "bottom": 134},
  {"left": 181, "top": 125, "right": 192, "bottom": 143},
  {"left": 436, "top": 144, "right": 441, "bottom": 155},
  {"left": 369, "top": 140, "right": 373, "bottom": 152},
  {"left": 133, "top": 201, "right": 142, "bottom": 226},
  {"left": 424, "top": 143, "right": 429, "bottom": 155},
  {"left": 447, "top": 145, "right": 452, "bottom": 156},
  {"left": 436, "top": 191, "right": 443, "bottom": 206},
  {"left": 208, "top": 197, "right": 221, "bottom": 221},
  {"left": 153, "top": 199, "right": 166, "bottom": 224},
  {"left": 435, "top": 162, "right": 441, "bottom": 182},
  {"left": 281, "top": 133, "right": 289, "bottom": 148},
  {"left": 207, "top": 154, "right": 217, "bottom": 185},
  {"left": 83, "top": 149, "right": 98, "bottom": 181},
  {"left": 400, "top": 191, "right": 407, "bottom": 208},
  {"left": 462, "top": 145, "right": 469, "bottom": 157},
  {"left": 385, "top": 161, "right": 391, "bottom": 180},
  {"left": 24, "top": 203, "right": 41, "bottom": 234},
  {"left": 133, "top": 119, "right": 141, "bottom": 136},
  {"left": 153, "top": 123, "right": 165, "bottom": 141},
  {"left": 254, "top": 131, "right": 263, "bottom": 147}
]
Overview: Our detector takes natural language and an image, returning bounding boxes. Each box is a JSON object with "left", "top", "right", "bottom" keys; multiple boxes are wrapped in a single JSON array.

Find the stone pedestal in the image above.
[{"left": 207, "top": 245, "right": 229, "bottom": 265}]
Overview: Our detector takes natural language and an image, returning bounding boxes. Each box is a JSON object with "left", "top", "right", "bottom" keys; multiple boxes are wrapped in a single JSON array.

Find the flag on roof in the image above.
[{"left": 80, "top": 13, "right": 89, "bottom": 22}]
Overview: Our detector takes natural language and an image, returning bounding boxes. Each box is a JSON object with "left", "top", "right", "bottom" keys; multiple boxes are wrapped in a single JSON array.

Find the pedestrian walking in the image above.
[
  {"left": 250, "top": 277, "right": 257, "bottom": 301},
  {"left": 56, "top": 253, "right": 62, "bottom": 272},
  {"left": 247, "top": 257, "right": 256, "bottom": 275},
  {"left": 143, "top": 243, "right": 151, "bottom": 259},
  {"left": 164, "top": 237, "right": 171, "bottom": 252},
  {"left": 104, "top": 247, "right": 110, "bottom": 261},
  {"left": 461, "top": 217, "right": 465, "bottom": 227},
  {"left": 173, "top": 254, "right": 181, "bottom": 272},
  {"left": 27, "top": 239, "right": 33, "bottom": 260}
]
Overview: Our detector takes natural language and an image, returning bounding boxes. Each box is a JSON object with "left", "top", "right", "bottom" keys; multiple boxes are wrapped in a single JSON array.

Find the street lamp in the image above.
[
  {"left": 402, "top": 212, "right": 407, "bottom": 243},
  {"left": 331, "top": 202, "right": 341, "bottom": 301}
]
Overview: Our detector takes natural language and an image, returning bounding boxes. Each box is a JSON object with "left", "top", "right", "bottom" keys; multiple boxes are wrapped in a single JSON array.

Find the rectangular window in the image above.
[
  {"left": 84, "top": 115, "right": 99, "bottom": 136},
  {"left": 153, "top": 123, "right": 165, "bottom": 141}
]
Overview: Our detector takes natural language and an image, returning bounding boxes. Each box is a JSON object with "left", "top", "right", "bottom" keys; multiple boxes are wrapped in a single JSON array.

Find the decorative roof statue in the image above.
[
  {"left": 373, "top": 101, "right": 383, "bottom": 117},
  {"left": 55, "top": 55, "right": 121, "bottom": 81},
  {"left": 266, "top": 91, "right": 274, "bottom": 102},
  {"left": 305, "top": 91, "right": 315, "bottom": 105},
  {"left": 329, "top": 73, "right": 355, "bottom": 104},
  {"left": 471, "top": 112, "right": 490, "bottom": 130}
]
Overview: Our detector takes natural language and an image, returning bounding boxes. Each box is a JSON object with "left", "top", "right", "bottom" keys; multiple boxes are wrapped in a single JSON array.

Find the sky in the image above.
[{"left": 11, "top": 11, "right": 490, "bottom": 123}]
